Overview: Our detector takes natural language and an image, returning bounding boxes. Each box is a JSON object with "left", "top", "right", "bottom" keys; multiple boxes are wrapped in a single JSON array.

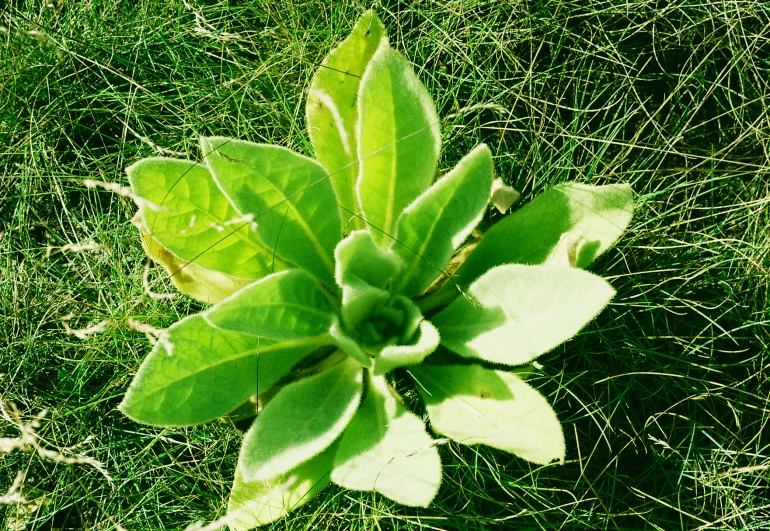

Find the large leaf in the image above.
[
  {"left": 331, "top": 374, "right": 441, "bottom": 507},
  {"left": 201, "top": 137, "right": 342, "bottom": 287},
  {"left": 413, "top": 364, "right": 565, "bottom": 465},
  {"left": 228, "top": 442, "right": 337, "bottom": 530},
  {"left": 119, "top": 315, "right": 320, "bottom": 426},
  {"left": 127, "top": 157, "right": 279, "bottom": 279},
  {"left": 132, "top": 213, "right": 253, "bottom": 304},
  {"left": 390, "top": 144, "right": 494, "bottom": 297},
  {"left": 206, "top": 269, "right": 337, "bottom": 341},
  {"left": 424, "top": 182, "right": 633, "bottom": 310},
  {"left": 239, "top": 357, "right": 363, "bottom": 482},
  {"left": 307, "top": 10, "right": 385, "bottom": 226},
  {"left": 433, "top": 264, "right": 615, "bottom": 366},
  {"left": 372, "top": 320, "right": 440, "bottom": 376},
  {"left": 356, "top": 39, "right": 441, "bottom": 244}
]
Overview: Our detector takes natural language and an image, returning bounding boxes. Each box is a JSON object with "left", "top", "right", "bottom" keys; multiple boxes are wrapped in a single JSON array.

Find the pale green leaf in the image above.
[
  {"left": 391, "top": 144, "right": 494, "bottom": 297},
  {"left": 331, "top": 374, "right": 441, "bottom": 507},
  {"left": 119, "top": 315, "right": 320, "bottom": 426},
  {"left": 307, "top": 10, "right": 385, "bottom": 227},
  {"left": 240, "top": 357, "right": 363, "bottom": 482},
  {"left": 372, "top": 320, "right": 440, "bottom": 376},
  {"left": 127, "top": 157, "right": 280, "bottom": 279},
  {"left": 330, "top": 318, "right": 373, "bottom": 368},
  {"left": 201, "top": 137, "right": 342, "bottom": 287},
  {"left": 433, "top": 264, "right": 615, "bottom": 366},
  {"left": 132, "top": 213, "right": 253, "bottom": 304},
  {"left": 356, "top": 40, "right": 441, "bottom": 243},
  {"left": 413, "top": 364, "right": 565, "bottom": 465},
  {"left": 335, "top": 230, "right": 402, "bottom": 290},
  {"left": 228, "top": 442, "right": 337, "bottom": 530},
  {"left": 206, "top": 269, "right": 337, "bottom": 341},
  {"left": 424, "top": 182, "right": 633, "bottom": 310}
]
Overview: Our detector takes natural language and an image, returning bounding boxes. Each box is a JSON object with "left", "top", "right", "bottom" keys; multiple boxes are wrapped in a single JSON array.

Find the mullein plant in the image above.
[{"left": 119, "top": 11, "right": 634, "bottom": 530}]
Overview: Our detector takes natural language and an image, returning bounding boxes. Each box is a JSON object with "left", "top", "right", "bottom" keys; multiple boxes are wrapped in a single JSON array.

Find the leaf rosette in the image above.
[{"left": 118, "top": 10, "right": 635, "bottom": 530}]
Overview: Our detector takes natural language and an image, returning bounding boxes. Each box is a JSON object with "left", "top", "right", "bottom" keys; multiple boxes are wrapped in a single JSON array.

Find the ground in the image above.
[{"left": 1, "top": 1, "right": 769, "bottom": 530}]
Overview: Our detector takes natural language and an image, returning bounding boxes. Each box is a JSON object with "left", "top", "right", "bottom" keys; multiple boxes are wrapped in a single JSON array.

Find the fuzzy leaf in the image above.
[
  {"left": 356, "top": 40, "right": 441, "bottom": 244},
  {"left": 457, "top": 182, "right": 633, "bottom": 281},
  {"left": 206, "top": 269, "right": 337, "bottom": 341},
  {"left": 133, "top": 213, "right": 253, "bottom": 304},
  {"left": 201, "top": 137, "right": 342, "bottom": 287},
  {"left": 335, "top": 230, "right": 402, "bottom": 290},
  {"left": 329, "top": 319, "right": 373, "bottom": 368},
  {"left": 119, "top": 315, "right": 319, "bottom": 426},
  {"left": 240, "top": 357, "right": 363, "bottom": 482},
  {"left": 127, "top": 157, "right": 278, "bottom": 279},
  {"left": 372, "top": 320, "right": 440, "bottom": 376},
  {"left": 307, "top": 10, "right": 385, "bottom": 227},
  {"left": 391, "top": 144, "right": 494, "bottom": 297},
  {"left": 332, "top": 374, "right": 441, "bottom": 507},
  {"left": 228, "top": 443, "right": 337, "bottom": 530},
  {"left": 433, "top": 264, "right": 615, "bottom": 366},
  {"left": 413, "top": 364, "right": 565, "bottom": 465}
]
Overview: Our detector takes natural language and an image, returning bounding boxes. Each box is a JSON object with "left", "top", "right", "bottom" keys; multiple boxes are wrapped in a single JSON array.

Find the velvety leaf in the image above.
[
  {"left": 119, "top": 315, "right": 320, "bottom": 426},
  {"left": 240, "top": 357, "right": 363, "bottom": 482},
  {"left": 391, "top": 144, "right": 493, "bottom": 297},
  {"left": 356, "top": 39, "right": 441, "bottom": 244},
  {"left": 133, "top": 213, "right": 253, "bottom": 304},
  {"left": 201, "top": 137, "right": 342, "bottom": 287},
  {"left": 307, "top": 10, "right": 385, "bottom": 227},
  {"left": 206, "top": 269, "right": 337, "bottom": 341},
  {"left": 228, "top": 442, "right": 337, "bottom": 530},
  {"left": 489, "top": 178, "right": 520, "bottom": 214},
  {"left": 329, "top": 318, "right": 373, "bottom": 368},
  {"left": 433, "top": 264, "right": 615, "bottom": 365},
  {"left": 335, "top": 230, "right": 402, "bottom": 290},
  {"left": 372, "top": 320, "right": 440, "bottom": 376},
  {"left": 332, "top": 374, "right": 441, "bottom": 507},
  {"left": 413, "top": 364, "right": 565, "bottom": 464},
  {"left": 424, "top": 182, "right": 633, "bottom": 310},
  {"left": 127, "top": 157, "right": 279, "bottom": 279}
]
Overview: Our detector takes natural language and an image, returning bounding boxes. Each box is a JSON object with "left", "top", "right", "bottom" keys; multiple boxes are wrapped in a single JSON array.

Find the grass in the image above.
[{"left": 1, "top": 0, "right": 769, "bottom": 529}]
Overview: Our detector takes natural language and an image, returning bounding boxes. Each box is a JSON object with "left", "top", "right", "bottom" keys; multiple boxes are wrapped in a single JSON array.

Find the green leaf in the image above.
[
  {"left": 127, "top": 157, "right": 279, "bottom": 279},
  {"left": 240, "top": 357, "right": 363, "bottom": 482},
  {"left": 201, "top": 137, "right": 342, "bottom": 287},
  {"left": 356, "top": 39, "right": 441, "bottom": 244},
  {"left": 335, "top": 230, "right": 402, "bottom": 290},
  {"left": 372, "top": 320, "right": 440, "bottom": 376},
  {"left": 307, "top": 10, "right": 386, "bottom": 227},
  {"left": 132, "top": 213, "right": 253, "bottom": 304},
  {"left": 119, "top": 315, "right": 320, "bottom": 426},
  {"left": 433, "top": 264, "right": 615, "bottom": 366},
  {"left": 228, "top": 442, "right": 337, "bottom": 530},
  {"left": 206, "top": 269, "right": 337, "bottom": 341},
  {"left": 330, "top": 318, "right": 373, "bottom": 368},
  {"left": 424, "top": 182, "right": 633, "bottom": 310},
  {"left": 413, "top": 364, "right": 565, "bottom": 465},
  {"left": 331, "top": 374, "right": 441, "bottom": 507},
  {"left": 391, "top": 144, "right": 494, "bottom": 297}
]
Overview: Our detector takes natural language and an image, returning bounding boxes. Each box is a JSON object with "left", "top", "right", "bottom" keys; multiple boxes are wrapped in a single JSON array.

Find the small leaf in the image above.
[
  {"left": 330, "top": 318, "right": 373, "bottom": 368},
  {"left": 119, "top": 315, "right": 320, "bottom": 426},
  {"left": 201, "top": 137, "right": 342, "bottom": 287},
  {"left": 307, "top": 10, "right": 386, "bottom": 227},
  {"left": 391, "top": 144, "right": 494, "bottom": 297},
  {"left": 425, "top": 182, "right": 633, "bottom": 309},
  {"left": 228, "top": 442, "right": 337, "bottom": 530},
  {"left": 206, "top": 269, "right": 337, "bottom": 341},
  {"left": 240, "top": 357, "right": 363, "bottom": 482},
  {"left": 432, "top": 264, "right": 615, "bottom": 366},
  {"left": 357, "top": 39, "right": 441, "bottom": 243},
  {"left": 127, "top": 157, "right": 279, "bottom": 279},
  {"left": 133, "top": 213, "right": 253, "bottom": 304},
  {"left": 489, "top": 178, "right": 520, "bottom": 214},
  {"left": 372, "top": 320, "right": 440, "bottom": 376},
  {"left": 332, "top": 374, "right": 441, "bottom": 507},
  {"left": 335, "top": 230, "right": 402, "bottom": 290},
  {"left": 413, "top": 364, "right": 565, "bottom": 465}
]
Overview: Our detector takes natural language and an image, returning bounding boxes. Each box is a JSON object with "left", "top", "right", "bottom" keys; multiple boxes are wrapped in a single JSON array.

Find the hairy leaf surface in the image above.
[
  {"left": 240, "top": 357, "right": 363, "bottom": 482},
  {"left": 119, "top": 315, "right": 319, "bottom": 426},
  {"left": 332, "top": 374, "right": 441, "bottom": 506},
  {"left": 413, "top": 364, "right": 565, "bottom": 464}
]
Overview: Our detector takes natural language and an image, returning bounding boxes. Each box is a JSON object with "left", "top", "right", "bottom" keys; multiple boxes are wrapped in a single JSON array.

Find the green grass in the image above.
[{"left": 1, "top": 0, "right": 769, "bottom": 529}]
